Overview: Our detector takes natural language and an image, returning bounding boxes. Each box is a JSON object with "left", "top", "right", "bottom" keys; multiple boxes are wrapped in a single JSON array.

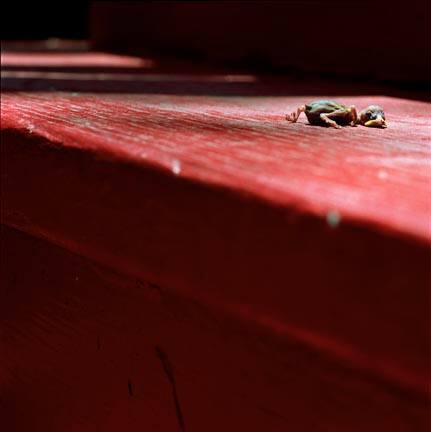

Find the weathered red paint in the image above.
[
  {"left": 1, "top": 51, "right": 430, "bottom": 430},
  {"left": 2, "top": 90, "right": 430, "bottom": 242}
]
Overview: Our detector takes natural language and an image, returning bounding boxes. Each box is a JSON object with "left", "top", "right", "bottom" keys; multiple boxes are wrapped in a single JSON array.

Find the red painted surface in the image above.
[
  {"left": 1, "top": 52, "right": 155, "bottom": 69},
  {"left": 2, "top": 226, "right": 428, "bottom": 431},
  {"left": 2, "top": 90, "right": 430, "bottom": 242},
  {"left": 1, "top": 50, "right": 430, "bottom": 430}
]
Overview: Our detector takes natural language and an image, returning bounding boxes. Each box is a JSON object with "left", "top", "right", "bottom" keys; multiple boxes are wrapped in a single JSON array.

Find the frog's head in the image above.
[{"left": 358, "top": 105, "right": 387, "bottom": 128}]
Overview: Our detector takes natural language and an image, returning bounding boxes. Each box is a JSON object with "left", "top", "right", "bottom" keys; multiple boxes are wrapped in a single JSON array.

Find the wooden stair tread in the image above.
[
  {"left": 2, "top": 85, "right": 431, "bottom": 242},
  {"left": 2, "top": 50, "right": 430, "bottom": 398}
]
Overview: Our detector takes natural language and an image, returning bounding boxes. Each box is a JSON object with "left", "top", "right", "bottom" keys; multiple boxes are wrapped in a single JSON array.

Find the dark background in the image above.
[
  {"left": 1, "top": 1, "right": 430, "bottom": 85},
  {"left": 2, "top": 1, "right": 91, "bottom": 40}
]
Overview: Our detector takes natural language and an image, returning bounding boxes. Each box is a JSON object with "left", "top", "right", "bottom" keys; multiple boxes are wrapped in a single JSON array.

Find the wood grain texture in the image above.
[
  {"left": 2, "top": 90, "right": 431, "bottom": 242},
  {"left": 1, "top": 51, "right": 431, "bottom": 429}
]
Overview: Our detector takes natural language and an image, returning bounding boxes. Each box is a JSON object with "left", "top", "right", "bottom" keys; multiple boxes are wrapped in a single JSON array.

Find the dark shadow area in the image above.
[
  {"left": 1, "top": 2, "right": 430, "bottom": 102},
  {"left": 1, "top": 40, "right": 90, "bottom": 53},
  {"left": 2, "top": 68, "right": 431, "bottom": 103},
  {"left": 1, "top": 2, "right": 90, "bottom": 40}
]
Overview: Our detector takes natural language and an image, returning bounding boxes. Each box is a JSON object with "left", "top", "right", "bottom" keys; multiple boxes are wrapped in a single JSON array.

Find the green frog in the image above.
[{"left": 286, "top": 100, "right": 387, "bottom": 129}]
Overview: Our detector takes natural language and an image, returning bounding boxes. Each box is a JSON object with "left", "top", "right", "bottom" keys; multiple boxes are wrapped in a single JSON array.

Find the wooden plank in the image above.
[
  {"left": 1, "top": 226, "right": 429, "bottom": 431},
  {"left": 1, "top": 51, "right": 155, "bottom": 71},
  {"left": 2, "top": 86, "right": 430, "bottom": 242}
]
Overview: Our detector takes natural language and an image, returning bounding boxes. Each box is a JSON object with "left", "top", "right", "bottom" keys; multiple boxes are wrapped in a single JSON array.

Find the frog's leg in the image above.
[
  {"left": 286, "top": 105, "right": 305, "bottom": 123},
  {"left": 349, "top": 105, "right": 358, "bottom": 126},
  {"left": 320, "top": 108, "right": 349, "bottom": 129}
]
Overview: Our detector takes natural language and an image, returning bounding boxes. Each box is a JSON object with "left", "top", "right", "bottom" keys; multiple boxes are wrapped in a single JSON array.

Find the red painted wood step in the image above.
[
  {"left": 1, "top": 49, "right": 430, "bottom": 430},
  {"left": 2, "top": 226, "right": 429, "bottom": 431}
]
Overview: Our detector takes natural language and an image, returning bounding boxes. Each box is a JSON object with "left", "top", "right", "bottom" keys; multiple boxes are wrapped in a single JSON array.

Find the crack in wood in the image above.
[{"left": 155, "top": 346, "right": 185, "bottom": 432}]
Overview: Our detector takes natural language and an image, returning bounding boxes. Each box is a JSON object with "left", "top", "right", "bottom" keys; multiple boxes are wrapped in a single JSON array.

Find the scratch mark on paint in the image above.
[{"left": 155, "top": 346, "right": 185, "bottom": 431}]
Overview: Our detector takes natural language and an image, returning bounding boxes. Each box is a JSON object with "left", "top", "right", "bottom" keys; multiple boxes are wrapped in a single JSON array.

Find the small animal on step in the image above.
[{"left": 286, "top": 100, "right": 387, "bottom": 129}]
